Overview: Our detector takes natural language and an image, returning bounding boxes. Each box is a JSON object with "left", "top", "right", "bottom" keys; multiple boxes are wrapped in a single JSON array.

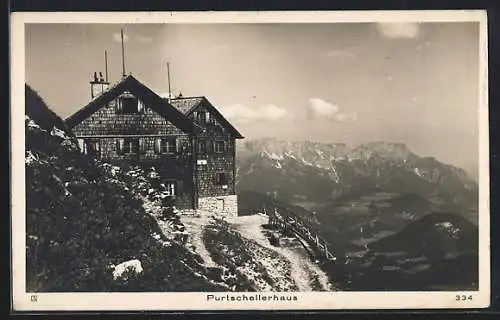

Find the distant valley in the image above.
[{"left": 235, "top": 137, "right": 479, "bottom": 290}]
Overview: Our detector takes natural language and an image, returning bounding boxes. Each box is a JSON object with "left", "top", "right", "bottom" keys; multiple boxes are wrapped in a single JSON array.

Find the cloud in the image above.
[
  {"left": 219, "top": 103, "right": 289, "bottom": 123},
  {"left": 308, "top": 98, "right": 338, "bottom": 117},
  {"left": 376, "top": 23, "right": 420, "bottom": 39},
  {"left": 306, "top": 98, "right": 357, "bottom": 123}
]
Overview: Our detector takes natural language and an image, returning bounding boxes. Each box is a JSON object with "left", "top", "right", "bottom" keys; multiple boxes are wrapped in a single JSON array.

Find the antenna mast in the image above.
[
  {"left": 121, "top": 29, "right": 126, "bottom": 77},
  {"left": 167, "top": 62, "right": 172, "bottom": 100},
  {"left": 104, "top": 50, "right": 109, "bottom": 82}
]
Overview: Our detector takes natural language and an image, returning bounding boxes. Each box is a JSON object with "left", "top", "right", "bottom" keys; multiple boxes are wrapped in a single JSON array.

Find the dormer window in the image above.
[
  {"left": 116, "top": 93, "right": 145, "bottom": 114},
  {"left": 198, "top": 111, "right": 206, "bottom": 124}
]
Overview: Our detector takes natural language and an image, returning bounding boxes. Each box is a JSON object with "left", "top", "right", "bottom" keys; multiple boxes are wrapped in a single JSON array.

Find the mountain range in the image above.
[
  {"left": 236, "top": 137, "right": 478, "bottom": 223},
  {"left": 235, "top": 137, "right": 479, "bottom": 290}
]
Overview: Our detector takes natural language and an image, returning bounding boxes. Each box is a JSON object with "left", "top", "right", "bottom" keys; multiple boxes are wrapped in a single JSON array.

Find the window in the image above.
[
  {"left": 164, "top": 181, "right": 176, "bottom": 196},
  {"left": 198, "top": 140, "right": 207, "bottom": 153},
  {"left": 156, "top": 137, "right": 177, "bottom": 154},
  {"left": 84, "top": 140, "right": 101, "bottom": 156},
  {"left": 214, "top": 140, "right": 225, "bottom": 153},
  {"left": 215, "top": 125, "right": 224, "bottom": 134},
  {"left": 116, "top": 138, "right": 139, "bottom": 154},
  {"left": 198, "top": 111, "right": 207, "bottom": 124},
  {"left": 79, "top": 139, "right": 101, "bottom": 156},
  {"left": 215, "top": 172, "right": 228, "bottom": 185},
  {"left": 116, "top": 94, "right": 145, "bottom": 114}
]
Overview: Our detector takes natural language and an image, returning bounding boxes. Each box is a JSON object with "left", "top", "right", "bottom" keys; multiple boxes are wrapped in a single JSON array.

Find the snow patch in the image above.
[
  {"left": 413, "top": 168, "right": 425, "bottom": 178},
  {"left": 27, "top": 119, "right": 44, "bottom": 131},
  {"left": 330, "top": 166, "right": 340, "bottom": 183},
  {"left": 301, "top": 157, "right": 313, "bottom": 166},
  {"left": 25, "top": 150, "right": 39, "bottom": 165},
  {"left": 284, "top": 151, "right": 296, "bottom": 159},
  {"left": 111, "top": 259, "right": 143, "bottom": 280},
  {"left": 315, "top": 149, "right": 325, "bottom": 159},
  {"left": 435, "top": 222, "right": 461, "bottom": 238},
  {"left": 50, "top": 126, "right": 67, "bottom": 139}
]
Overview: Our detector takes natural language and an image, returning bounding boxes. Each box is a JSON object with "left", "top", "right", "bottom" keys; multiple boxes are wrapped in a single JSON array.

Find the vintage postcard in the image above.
[{"left": 10, "top": 10, "right": 489, "bottom": 311}]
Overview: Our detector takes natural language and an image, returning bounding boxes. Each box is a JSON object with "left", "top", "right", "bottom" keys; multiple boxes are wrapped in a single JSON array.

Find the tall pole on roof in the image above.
[
  {"left": 104, "top": 50, "right": 109, "bottom": 82},
  {"left": 121, "top": 29, "right": 126, "bottom": 77},
  {"left": 167, "top": 62, "right": 173, "bottom": 100}
]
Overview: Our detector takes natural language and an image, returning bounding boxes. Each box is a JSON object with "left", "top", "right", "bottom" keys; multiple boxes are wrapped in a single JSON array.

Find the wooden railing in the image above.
[{"left": 266, "top": 208, "right": 336, "bottom": 261}]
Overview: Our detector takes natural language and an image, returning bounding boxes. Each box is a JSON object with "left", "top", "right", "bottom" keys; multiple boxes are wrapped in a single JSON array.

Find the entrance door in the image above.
[{"left": 216, "top": 198, "right": 225, "bottom": 212}]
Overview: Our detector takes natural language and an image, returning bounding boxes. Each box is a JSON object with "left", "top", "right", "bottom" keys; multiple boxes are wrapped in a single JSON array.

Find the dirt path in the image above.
[
  {"left": 227, "top": 214, "right": 332, "bottom": 292},
  {"left": 180, "top": 214, "right": 219, "bottom": 268}
]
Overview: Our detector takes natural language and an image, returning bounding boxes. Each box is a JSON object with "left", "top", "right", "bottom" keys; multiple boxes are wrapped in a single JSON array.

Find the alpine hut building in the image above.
[{"left": 64, "top": 72, "right": 244, "bottom": 216}]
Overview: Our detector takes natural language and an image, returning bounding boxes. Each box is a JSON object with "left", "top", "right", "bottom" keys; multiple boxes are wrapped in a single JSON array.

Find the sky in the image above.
[{"left": 25, "top": 22, "right": 480, "bottom": 179}]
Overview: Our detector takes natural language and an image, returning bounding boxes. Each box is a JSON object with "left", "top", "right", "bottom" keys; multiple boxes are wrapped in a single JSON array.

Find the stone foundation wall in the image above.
[{"left": 198, "top": 195, "right": 238, "bottom": 216}]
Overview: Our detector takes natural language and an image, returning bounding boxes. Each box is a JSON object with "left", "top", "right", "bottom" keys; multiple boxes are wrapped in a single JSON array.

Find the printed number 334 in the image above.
[{"left": 456, "top": 295, "right": 473, "bottom": 301}]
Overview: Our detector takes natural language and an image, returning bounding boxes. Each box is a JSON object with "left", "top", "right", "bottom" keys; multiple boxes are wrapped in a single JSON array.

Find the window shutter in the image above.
[
  {"left": 120, "top": 139, "right": 125, "bottom": 153},
  {"left": 138, "top": 100, "right": 144, "bottom": 113},
  {"left": 139, "top": 138, "right": 146, "bottom": 154},
  {"left": 176, "top": 180, "right": 183, "bottom": 195},
  {"left": 116, "top": 138, "right": 125, "bottom": 155},
  {"left": 155, "top": 138, "right": 161, "bottom": 154},
  {"left": 116, "top": 99, "right": 122, "bottom": 113},
  {"left": 95, "top": 141, "right": 101, "bottom": 156},
  {"left": 77, "top": 139, "right": 84, "bottom": 153},
  {"left": 175, "top": 138, "right": 179, "bottom": 153}
]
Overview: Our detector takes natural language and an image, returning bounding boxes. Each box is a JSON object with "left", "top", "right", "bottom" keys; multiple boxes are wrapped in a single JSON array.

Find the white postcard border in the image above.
[{"left": 10, "top": 10, "right": 490, "bottom": 311}]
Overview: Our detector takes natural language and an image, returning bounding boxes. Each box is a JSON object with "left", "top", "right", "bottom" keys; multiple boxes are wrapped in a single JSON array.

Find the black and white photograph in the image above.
[{"left": 11, "top": 11, "right": 489, "bottom": 310}]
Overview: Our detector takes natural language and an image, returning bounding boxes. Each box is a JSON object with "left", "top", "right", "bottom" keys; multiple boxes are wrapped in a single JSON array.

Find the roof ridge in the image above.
[{"left": 169, "top": 96, "right": 205, "bottom": 100}]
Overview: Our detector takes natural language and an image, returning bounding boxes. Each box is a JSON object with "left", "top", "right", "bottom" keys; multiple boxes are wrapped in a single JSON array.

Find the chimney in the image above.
[
  {"left": 89, "top": 50, "right": 111, "bottom": 99},
  {"left": 90, "top": 70, "right": 109, "bottom": 99}
]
